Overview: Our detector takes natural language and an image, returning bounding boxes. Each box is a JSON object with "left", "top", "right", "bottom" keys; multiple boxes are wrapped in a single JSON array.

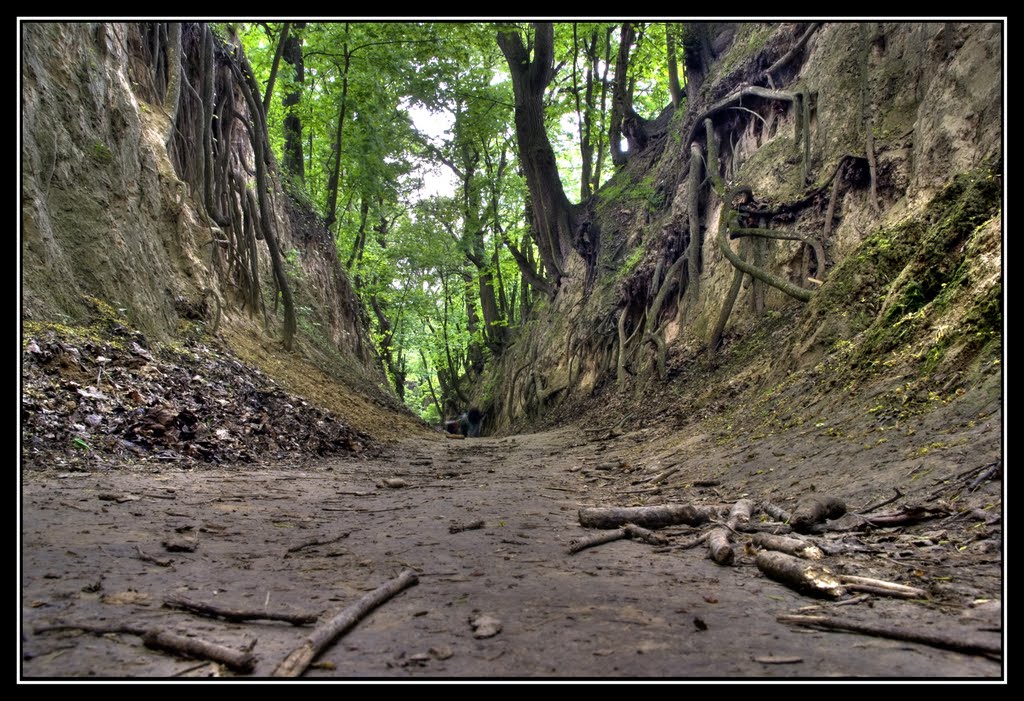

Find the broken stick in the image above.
[
  {"left": 727, "top": 499, "right": 755, "bottom": 530},
  {"left": 776, "top": 614, "right": 1001, "bottom": 657},
  {"left": 756, "top": 551, "right": 846, "bottom": 599},
  {"left": 143, "top": 630, "right": 255, "bottom": 673},
  {"left": 836, "top": 575, "right": 928, "bottom": 600},
  {"left": 707, "top": 528, "right": 735, "bottom": 565},
  {"left": 761, "top": 501, "right": 792, "bottom": 523},
  {"left": 34, "top": 622, "right": 255, "bottom": 673},
  {"left": 569, "top": 528, "right": 628, "bottom": 554},
  {"left": 568, "top": 523, "right": 667, "bottom": 555},
  {"left": 164, "top": 597, "right": 318, "bottom": 625},
  {"left": 272, "top": 569, "right": 419, "bottom": 678},
  {"left": 286, "top": 532, "right": 350, "bottom": 554},
  {"left": 752, "top": 533, "right": 824, "bottom": 560}
]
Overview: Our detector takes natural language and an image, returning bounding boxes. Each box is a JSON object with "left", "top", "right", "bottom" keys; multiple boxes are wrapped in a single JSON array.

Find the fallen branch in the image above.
[
  {"left": 756, "top": 551, "right": 846, "bottom": 599},
  {"left": 33, "top": 622, "right": 255, "bottom": 673},
  {"left": 676, "top": 531, "right": 712, "bottom": 549},
  {"left": 776, "top": 614, "right": 1001, "bottom": 658},
  {"left": 35, "top": 622, "right": 147, "bottom": 636},
  {"left": 752, "top": 533, "right": 824, "bottom": 560},
  {"left": 272, "top": 569, "right": 419, "bottom": 678},
  {"left": 858, "top": 487, "right": 904, "bottom": 514},
  {"left": 967, "top": 461, "right": 1001, "bottom": 491},
  {"left": 569, "top": 528, "right": 629, "bottom": 554},
  {"left": 854, "top": 504, "right": 947, "bottom": 529},
  {"left": 286, "top": 532, "right": 351, "bottom": 554},
  {"left": 622, "top": 523, "right": 668, "bottom": 546},
  {"left": 163, "top": 597, "right": 318, "bottom": 625},
  {"left": 837, "top": 575, "right": 928, "bottom": 600},
  {"left": 142, "top": 630, "right": 255, "bottom": 673},
  {"left": 568, "top": 523, "right": 668, "bottom": 555},
  {"left": 578, "top": 504, "right": 720, "bottom": 530}
]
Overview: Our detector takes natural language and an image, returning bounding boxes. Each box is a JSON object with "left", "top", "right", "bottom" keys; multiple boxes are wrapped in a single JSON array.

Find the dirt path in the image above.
[{"left": 21, "top": 418, "right": 1002, "bottom": 680}]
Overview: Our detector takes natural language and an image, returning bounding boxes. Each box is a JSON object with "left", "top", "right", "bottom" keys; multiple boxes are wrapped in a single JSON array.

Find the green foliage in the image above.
[
  {"left": 91, "top": 141, "right": 113, "bottom": 164},
  {"left": 235, "top": 21, "right": 686, "bottom": 415}
]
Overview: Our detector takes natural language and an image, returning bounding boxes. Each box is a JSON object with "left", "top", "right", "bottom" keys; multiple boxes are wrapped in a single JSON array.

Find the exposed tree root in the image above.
[{"left": 763, "top": 22, "right": 822, "bottom": 88}]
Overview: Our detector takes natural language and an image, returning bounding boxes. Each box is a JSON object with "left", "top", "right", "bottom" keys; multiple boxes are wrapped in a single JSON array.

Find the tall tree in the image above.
[
  {"left": 281, "top": 22, "right": 306, "bottom": 181},
  {"left": 666, "top": 22, "right": 683, "bottom": 108},
  {"left": 610, "top": 22, "right": 636, "bottom": 167},
  {"left": 497, "top": 22, "right": 578, "bottom": 289}
]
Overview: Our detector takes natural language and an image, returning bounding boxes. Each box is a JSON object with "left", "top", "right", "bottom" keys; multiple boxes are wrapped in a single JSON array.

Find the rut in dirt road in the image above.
[{"left": 21, "top": 427, "right": 1002, "bottom": 679}]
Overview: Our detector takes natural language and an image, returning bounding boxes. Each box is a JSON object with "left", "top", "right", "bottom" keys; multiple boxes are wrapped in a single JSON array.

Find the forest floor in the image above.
[
  {"left": 20, "top": 340, "right": 1004, "bottom": 681},
  {"left": 19, "top": 309, "right": 1003, "bottom": 679}
]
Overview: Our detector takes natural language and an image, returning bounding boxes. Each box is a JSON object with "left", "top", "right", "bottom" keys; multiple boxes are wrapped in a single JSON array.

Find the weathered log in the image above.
[
  {"left": 578, "top": 504, "right": 718, "bottom": 530},
  {"left": 776, "top": 614, "right": 1002, "bottom": 657},
  {"left": 752, "top": 533, "right": 824, "bottom": 560},
  {"left": 707, "top": 528, "right": 734, "bottom": 565},
  {"left": 142, "top": 630, "right": 255, "bottom": 673},
  {"left": 791, "top": 496, "right": 846, "bottom": 533},
  {"left": 755, "top": 551, "right": 846, "bottom": 599},
  {"left": 163, "top": 597, "right": 318, "bottom": 625},
  {"left": 727, "top": 499, "right": 755, "bottom": 530},
  {"left": 272, "top": 569, "right": 419, "bottom": 677}
]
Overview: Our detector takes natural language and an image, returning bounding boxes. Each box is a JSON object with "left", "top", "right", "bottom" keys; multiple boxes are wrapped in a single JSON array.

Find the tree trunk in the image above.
[
  {"left": 592, "top": 26, "right": 613, "bottom": 191},
  {"left": 667, "top": 22, "right": 683, "bottom": 108},
  {"left": 574, "top": 25, "right": 596, "bottom": 201},
  {"left": 281, "top": 22, "right": 305, "bottom": 182},
  {"left": 497, "top": 23, "right": 578, "bottom": 289},
  {"left": 609, "top": 22, "right": 635, "bottom": 168},
  {"left": 463, "top": 270, "right": 484, "bottom": 375},
  {"left": 261, "top": 22, "right": 291, "bottom": 115},
  {"left": 345, "top": 197, "right": 370, "bottom": 272},
  {"left": 229, "top": 52, "right": 296, "bottom": 350},
  {"left": 324, "top": 26, "right": 350, "bottom": 227}
]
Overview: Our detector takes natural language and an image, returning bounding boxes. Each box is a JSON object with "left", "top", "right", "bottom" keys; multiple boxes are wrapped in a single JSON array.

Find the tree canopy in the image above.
[{"left": 238, "top": 21, "right": 685, "bottom": 420}]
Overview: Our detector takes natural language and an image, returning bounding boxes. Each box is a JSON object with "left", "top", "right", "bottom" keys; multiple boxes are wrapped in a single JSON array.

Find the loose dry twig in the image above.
[
  {"left": 164, "top": 597, "right": 318, "bottom": 625},
  {"left": 777, "top": 614, "right": 1001, "bottom": 657},
  {"left": 285, "top": 532, "right": 350, "bottom": 554},
  {"left": 836, "top": 575, "right": 928, "bottom": 599},
  {"left": 272, "top": 569, "right": 419, "bottom": 678}
]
